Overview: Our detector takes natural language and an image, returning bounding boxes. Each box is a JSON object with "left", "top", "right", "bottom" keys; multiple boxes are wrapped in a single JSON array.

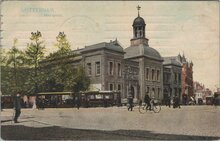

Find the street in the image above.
[{"left": 1, "top": 105, "right": 220, "bottom": 140}]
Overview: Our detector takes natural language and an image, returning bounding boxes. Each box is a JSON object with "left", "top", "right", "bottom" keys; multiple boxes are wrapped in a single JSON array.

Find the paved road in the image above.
[{"left": 1, "top": 106, "right": 220, "bottom": 140}]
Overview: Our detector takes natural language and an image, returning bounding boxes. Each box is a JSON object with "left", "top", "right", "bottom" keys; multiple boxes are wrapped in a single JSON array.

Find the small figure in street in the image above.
[
  {"left": 75, "top": 96, "right": 80, "bottom": 110},
  {"left": 213, "top": 93, "right": 218, "bottom": 106},
  {"left": 38, "top": 97, "right": 45, "bottom": 110},
  {"left": 13, "top": 93, "right": 21, "bottom": 123},
  {"left": 1, "top": 100, "right": 4, "bottom": 111},
  {"left": 173, "top": 94, "right": 181, "bottom": 109},
  {"left": 166, "top": 95, "right": 171, "bottom": 108},
  {"left": 127, "top": 90, "right": 133, "bottom": 111},
  {"left": 183, "top": 94, "right": 187, "bottom": 105},
  {"left": 144, "top": 93, "right": 151, "bottom": 110}
]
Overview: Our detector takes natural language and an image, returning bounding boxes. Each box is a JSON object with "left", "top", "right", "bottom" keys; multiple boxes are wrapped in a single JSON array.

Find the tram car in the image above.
[
  {"left": 1, "top": 95, "right": 14, "bottom": 109},
  {"left": 36, "top": 91, "right": 121, "bottom": 108}
]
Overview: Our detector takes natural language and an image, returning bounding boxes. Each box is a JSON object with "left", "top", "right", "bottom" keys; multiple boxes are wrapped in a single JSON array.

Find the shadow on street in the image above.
[{"left": 1, "top": 125, "right": 219, "bottom": 140}]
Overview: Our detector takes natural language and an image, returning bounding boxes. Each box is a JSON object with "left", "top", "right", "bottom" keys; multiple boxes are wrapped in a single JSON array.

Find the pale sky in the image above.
[{"left": 1, "top": 1, "right": 219, "bottom": 91}]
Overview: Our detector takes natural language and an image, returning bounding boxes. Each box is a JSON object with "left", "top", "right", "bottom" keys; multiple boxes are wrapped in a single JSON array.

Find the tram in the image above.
[
  {"left": 1, "top": 95, "right": 14, "bottom": 108},
  {"left": 36, "top": 91, "right": 121, "bottom": 108}
]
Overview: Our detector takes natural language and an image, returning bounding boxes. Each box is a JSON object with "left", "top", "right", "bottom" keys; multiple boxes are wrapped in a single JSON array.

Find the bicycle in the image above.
[{"left": 139, "top": 99, "right": 161, "bottom": 113}]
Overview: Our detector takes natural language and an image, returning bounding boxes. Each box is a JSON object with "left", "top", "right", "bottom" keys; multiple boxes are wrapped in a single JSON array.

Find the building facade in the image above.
[
  {"left": 163, "top": 54, "right": 194, "bottom": 103},
  {"left": 124, "top": 11, "right": 164, "bottom": 101},
  {"left": 177, "top": 54, "right": 194, "bottom": 101},
  {"left": 163, "top": 57, "right": 182, "bottom": 103},
  {"left": 40, "top": 7, "right": 194, "bottom": 104}
]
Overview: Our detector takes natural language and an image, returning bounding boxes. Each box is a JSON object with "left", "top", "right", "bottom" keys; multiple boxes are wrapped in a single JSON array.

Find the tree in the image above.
[
  {"left": 65, "top": 65, "right": 90, "bottom": 92},
  {"left": 25, "top": 31, "right": 45, "bottom": 94},
  {"left": 0, "top": 48, "right": 8, "bottom": 66},
  {"left": 40, "top": 32, "right": 90, "bottom": 93},
  {"left": 1, "top": 39, "right": 30, "bottom": 95},
  {"left": 1, "top": 39, "right": 27, "bottom": 94},
  {"left": 47, "top": 32, "right": 71, "bottom": 60}
]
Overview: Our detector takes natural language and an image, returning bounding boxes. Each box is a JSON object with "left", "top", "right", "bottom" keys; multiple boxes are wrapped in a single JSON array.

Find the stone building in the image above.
[
  {"left": 162, "top": 54, "right": 194, "bottom": 103},
  {"left": 41, "top": 6, "right": 184, "bottom": 102},
  {"left": 163, "top": 57, "right": 182, "bottom": 103},
  {"left": 81, "top": 40, "right": 125, "bottom": 94},
  {"left": 124, "top": 9, "right": 164, "bottom": 101}
]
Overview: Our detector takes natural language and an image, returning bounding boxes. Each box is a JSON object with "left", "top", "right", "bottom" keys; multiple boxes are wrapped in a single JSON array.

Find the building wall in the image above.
[
  {"left": 82, "top": 49, "right": 124, "bottom": 94},
  {"left": 123, "top": 59, "right": 139, "bottom": 102},
  {"left": 129, "top": 57, "right": 163, "bottom": 101},
  {"left": 182, "top": 63, "right": 194, "bottom": 99},
  {"left": 163, "top": 65, "right": 182, "bottom": 102},
  {"left": 83, "top": 50, "right": 103, "bottom": 90}
]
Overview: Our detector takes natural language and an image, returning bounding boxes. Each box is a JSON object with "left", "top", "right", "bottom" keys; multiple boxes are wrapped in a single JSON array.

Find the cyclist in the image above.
[{"left": 144, "top": 93, "right": 151, "bottom": 110}]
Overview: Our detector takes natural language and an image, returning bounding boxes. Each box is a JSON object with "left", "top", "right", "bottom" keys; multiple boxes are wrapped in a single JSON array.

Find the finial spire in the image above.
[{"left": 137, "top": 5, "right": 141, "bottom": 17}]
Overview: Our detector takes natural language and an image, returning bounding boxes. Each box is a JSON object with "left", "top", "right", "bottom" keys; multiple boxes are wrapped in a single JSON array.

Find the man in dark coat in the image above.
[
  {"left": 144, "top": 93, "right": 151, "bottom": 110},
  {"left": 127, "top": 90, "right": 133, "bottom": 111},
  {"left": 173, "top": 94, "right": 181, "bottom": 108},
  {"left": 13, "top": 93, "right": 21, "bottom": 123},
  {"left": 167, "top": 95, "right": 171, "bottom": 108}
]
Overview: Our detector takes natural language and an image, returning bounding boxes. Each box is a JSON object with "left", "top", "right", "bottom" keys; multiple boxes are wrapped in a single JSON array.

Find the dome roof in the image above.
[
  {"left": 133, "top": 16, "right": 146, "bottom": 26},
  {"left": 124, "top": 44, "right": 163, "bottom": 61}
]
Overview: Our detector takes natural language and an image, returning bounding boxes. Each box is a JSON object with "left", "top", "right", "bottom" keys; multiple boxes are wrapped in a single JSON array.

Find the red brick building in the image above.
[{"left": 176, "top": 54, "right": 194, "bottom": 103}]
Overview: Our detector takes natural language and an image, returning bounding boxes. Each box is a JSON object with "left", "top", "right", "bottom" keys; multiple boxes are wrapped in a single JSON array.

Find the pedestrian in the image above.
[
  {"left": 13, "top": 93, "right": 21, "bottom": 123},
  {"left": 183, "top": 94, "right": 187, "bottom": 105},
  {"left": 173, "top": 95, "right": 177, "bottom": 108},
  {"left": 1, "top": 100, "right": 4, "bottom": 111},
  {"left": 127, "top": 90, "right": 133, "bottom": 111},
  {"left": 167, "top": 95, "right": 171, "bottom": 108},
  {"left": 144, "top": 93, "right": 151, "bottom": 110},
  {"left": 75, "top": 96, "right": 80, "bottom": 109},
  {"left": 173, "top": 94, "right": 180, "bottom": 109}
]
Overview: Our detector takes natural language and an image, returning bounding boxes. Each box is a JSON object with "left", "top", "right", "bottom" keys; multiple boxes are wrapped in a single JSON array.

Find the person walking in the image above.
[
  {"left": 167, "top": 95, "right": 171, "bottom": 108},
  {"left": 173, "top": 94, "right": 181, "bottom": 109},
  {"left": 13, "top": 93, "right": 21, "bottom": 123},
  {"left": 75, "top": 96, "right": 80, "bottom": 110},
  {"left": 127, "top": 90, "right": 133, "bottom": 111}
]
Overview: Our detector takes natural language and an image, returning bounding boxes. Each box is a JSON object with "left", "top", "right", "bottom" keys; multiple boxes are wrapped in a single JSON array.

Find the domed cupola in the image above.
[
  {"left": 132, "top": 5, "right": 146, "bottom": 39},
  {"left": 133, "top": 16, "right": 145, "bottom": 27},
  {"left": 131, "top": 5, "right": 149, "bottom": 46}
]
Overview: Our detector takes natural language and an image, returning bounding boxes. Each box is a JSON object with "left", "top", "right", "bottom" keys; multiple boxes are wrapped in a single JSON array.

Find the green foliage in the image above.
[
  {"left": 25, "top": 31, "right": 45, "bottom": 94},
  {"left": 25, "top": 31, "right": 45, "bottom": 67},
  {"left": 1, "top": 66, "right": 31, "bottom": 95},
  {"left": 46, "top": 32, "right": 71, "bottom": 60},
  {"left": 0, "top": 48, "right": 8, "bottom": 66},
  {"left": 1, "top": 31, "right": 91, "bottom": 96},
  {"left": 66, "top": 66, "right": 90, "bottom": 92},
  {"left": 1, "top": 38, "right": 27, "bottom": 95}
]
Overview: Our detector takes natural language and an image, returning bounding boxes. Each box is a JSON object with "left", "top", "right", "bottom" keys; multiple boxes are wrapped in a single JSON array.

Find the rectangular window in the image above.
[
  {"left": 178, "top": 73, "right": 181, "bottom": 84},
  {"left": 109, "top": 83, "right": 114, "bottom": 91},
  {"left": 145, "top": 68, "right": 149, "bottom": 80},
  {"left": 117, "top": 63, "right": 121, "bottom": 76},
  {"left": 118, "top": 84, "right": 121, "bottom": 91},
  {"left": 152, "top": 88, "right": 155, "bottom": 97},
  {"left": 109, "top": 62, "right": 113, "bottom": 75},
  {"left": 179, "top": 88, "right": 181, "bottom": 95},
  {"left": 174, "top": 88, "right": 177, "bottom": 95},
  {"left": 158, "top": 88, "right": 160, "bottom": 99},
  {"left": 146, "top": 87, "right": 149, "bottom": 93},
  {"left": 87, "top": 63, "right": 91, "bottom": 75},
  {"left": 96, "top": 62, "right": 100, "bottom": 75},
  {"left": 157, "top": 70, "right": 160, "bottom": 81},
  {"left": 152, "top": 69, "right": 155, "bottom": 81},
  {"left": 174, "top": 73, "right": 177, "bottom": 83}
]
